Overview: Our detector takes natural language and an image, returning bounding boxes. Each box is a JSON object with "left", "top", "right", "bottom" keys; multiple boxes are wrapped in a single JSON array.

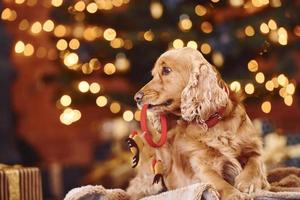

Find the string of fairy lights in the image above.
[
  {"left": 1, "top": 0, "right": 299, "bottom": 125},
  {"left": 2, "top": 0, "right": 137, "bottom": 125}
]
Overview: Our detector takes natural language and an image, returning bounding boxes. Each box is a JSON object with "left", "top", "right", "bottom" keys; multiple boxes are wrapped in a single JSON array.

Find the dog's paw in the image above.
[
  {"left": 234, "top": 173, "right": 265, "bottom": 194},
  {"left": 203, "top": 188, "right": 220, "bottom": 200},
  {"left": 222, "top": 188, "right": 252, "bottom": 200}
]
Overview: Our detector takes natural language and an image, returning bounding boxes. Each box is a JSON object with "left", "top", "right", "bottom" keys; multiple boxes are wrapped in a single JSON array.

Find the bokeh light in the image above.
[
  {"left": 200, "top": 43, "right": 211, "bottom": 54},
  {"left": 60, "top": 95, "right": 72, "bottom": 107},
  {"left": 110, "top": 102, "right": 121, "bottom": 113},
  {"left": 15, "top": 41, "right": 25, "bottom": 53},
  {"left": 230, "top": 81, "right": 241, "bottom": 92},
  {"left": 150, "top": 2, "right": 163, "bottom": 19},
  {"left": 173, "top": 39, "right": 184, "bottom": 49},
  {"left": 103, "top": 28, "right": 117, "bottom": 41},
  {"left": 64, "top": 53, "right": 79, "bottom": 67},
  {"left": 89, "top": 82, "right": 101, "bottom": 94},
  {"left": 255, "top": 72, "right": 265, "bottom": 84},
  {"left": 104, "top": 63, "right": 116, "bottom": 75},
  {"left": 96, "top": 96, "right": 108, "bottom": 107},
  {"left": 261, "top": 101, "right": 271, "bottom": 113},
  {"left": 78, "top": 81, "right": 89, "bottom": 93},
  {"left": 123, "top": 110, "right": 134, "bottom": 122},
  {"left": 245, "top": 83, "right": 255, "bottom": 94}
]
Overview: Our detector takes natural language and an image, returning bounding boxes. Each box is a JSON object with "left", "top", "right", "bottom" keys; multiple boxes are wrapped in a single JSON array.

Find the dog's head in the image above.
[{"left": 134, "top": 47, "right": 229, "bottom": 124}]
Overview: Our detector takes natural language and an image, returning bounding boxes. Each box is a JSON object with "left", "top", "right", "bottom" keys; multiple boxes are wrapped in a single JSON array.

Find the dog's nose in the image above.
[{"left": 134, "top": 91, "right": 144, "bottom": 103}]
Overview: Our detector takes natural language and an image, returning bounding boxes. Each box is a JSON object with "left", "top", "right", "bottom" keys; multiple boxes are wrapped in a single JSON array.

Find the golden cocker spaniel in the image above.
[{"left": 127, "top": 47, "right": 269, "bottom": 200}]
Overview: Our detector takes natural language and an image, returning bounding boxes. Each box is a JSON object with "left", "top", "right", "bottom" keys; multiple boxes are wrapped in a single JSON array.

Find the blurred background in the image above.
[{"left": 0, "top": 0, "right": 300, "bottom": 199}]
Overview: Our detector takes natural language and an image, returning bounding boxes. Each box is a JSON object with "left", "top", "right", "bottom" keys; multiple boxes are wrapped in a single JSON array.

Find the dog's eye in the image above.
[{"left": 162, "top": 66, "right": 172, "bottom": 75}]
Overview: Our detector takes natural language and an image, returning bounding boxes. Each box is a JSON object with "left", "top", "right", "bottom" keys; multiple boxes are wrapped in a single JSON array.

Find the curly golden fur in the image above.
[{"left": 127, "top": 48, "right": 269, "bottom": 200}]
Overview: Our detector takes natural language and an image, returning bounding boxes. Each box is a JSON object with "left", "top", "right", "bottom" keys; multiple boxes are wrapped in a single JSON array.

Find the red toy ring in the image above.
[{"left": 140, "top": 104, "right": 168, "bottom": 148}]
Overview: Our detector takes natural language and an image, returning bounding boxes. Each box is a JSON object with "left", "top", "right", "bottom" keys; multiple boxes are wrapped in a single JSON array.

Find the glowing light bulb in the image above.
[
  {"left": 1, "top": 8, "right": 17, "bottom": 21},
  {"left": 260, "top": 23, "right": 269, "bottom": 34},
  {"left": 195, "top": 5, "right": 206, "bottom": 16},
  {"left": 104, "top": 63, "right": 116, "bottom": 75},
  {"left": 178, "top": 15, "right": 192, "bottom": 31},
  {"left": 284, "top": 95, "right": 293, "bottom": 106},
  {"left": 103, "top": 28, "right": 116, "bottom": 41},
  {"left": 43, "top": 20, "right": 55, "bottom": 32},
  {"left": 261, "top": 101, "right": 271, "bottom": 113},
  {"left": 277, "top": 74, "right": 288, "bottom": 86},
  {"left": 89, "top": 82, "right": 101, "bottom": 94},
  {"left": 31, "top": 21, "right": 42, "bottom": 34},
  {"left": 245, "top": 83, "right": 255, "bottom": 94},
  {"left": 96, "top": 96, "right": 108, "bottom": 107},
  {"left": 144, "top": 30, "right": 154, "bottom": 41},
  {"left": 56, "top": 39, "right": 68, "bottom": 51},
  {"left": 110, "top": 38, "right": 124, "bottom": 48},
  {"left": 150, "top": 2, "right": 163, "bottom": 19},
  {"left": 134, "top": 110, "right": 141, "bottom": 121},
  {"left": 69, "top": 38, "right": 80, "bottom": 50},
  {"left": 74, "top": 1, "right": 85, "bottom": 11},
  {"left": 245, "top": 26, "right": 255, "bottom": 36},
  {"left": 229, "top": 0, "right": 244, "bottom": 7},
  {"left": 87, "top": 2, "right": 98, "bottom": 13},
  {"left": 112, "top": 0, "right": 123, "bottom": 7},
  {"left": 201, "top": 21, "right": 213, "bottom": 34},
  {"left": 247, "top": 60, "right": 258, "bottom": 72},
  {"left": 200, "top": 43, "right": 211, "bottom": 54},
  {"left": 81, "top": 63, "right": 93, "bottom": 74},
  {"left": 255, "top": 72, "right": 265, "bottom": 84},
  {"left": 54, "top": 25, "right": 67, "bottom": 37},
  {"left": 187, "top": 40, "right": 198, "bottom": 49},
  {"left": 265, "top": 81, "right": 274, "bottom": 91},
  {"left": 279, "top": 88, "right": 287, "bottom": 98},
  {"left": 172, "top": 39, "right": 184, "bottom": 49},
  {"left": 78, "top": 81, "right": 89, "bottom": 93},
  {"left": 212, "top": 52, "right": 224, "bottom": 67},
  {"left": 286, "top": 83, "right": 295, "bottom": 95},
  {"left": 24, "top": 43, "right": 35, "bottom": 56},
  {"left": 272, "top": 77, "right": 279, "bottom": 88},
  {"left": 60, "top": 95, "right": 72, "bottom": 106},
  {"left": 15, "top": 41, "right": 25, "bottom": 53},
  {"left": 64, "top": 53, "right": 79, "bottom": 67},
  {"left": 59, "top": 108, "right": 81, "bottom": 125},
  {"left": 51, "top": 0, "right": 63, "bottom": 7},
  {"left": 268, "top": 19, "right": 277, "bottom": 30},
  {"left": 230, "top": 81, "right": 241, "bottom": 92},
  {"left": 110, "top": 102, "right": 121, "bottom": 113},
  {"left": 15, "top": 0, "right": 26, "bottom": 4},
  {"left": 278, "top": 27, "right": 288, "bottom": 45},
  {"left": 123, "top": 110, "right": 134, "bottom": 122}
]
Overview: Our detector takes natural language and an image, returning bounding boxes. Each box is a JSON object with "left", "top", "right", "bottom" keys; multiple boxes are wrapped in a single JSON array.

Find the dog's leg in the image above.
[
  {"left": 190, "top": 157, "right": 251, "bottom": 200},
  {"left": 126, "top": 173, "right": 164, "bottom": 200},
  {"left": 235, "top": 156, "right": 270, "bottom": 194}
]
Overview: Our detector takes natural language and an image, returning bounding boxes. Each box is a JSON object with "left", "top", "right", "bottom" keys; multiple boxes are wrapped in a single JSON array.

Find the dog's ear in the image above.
[{"left": 180, "top": 50, "right": 229, "bottom": 126}]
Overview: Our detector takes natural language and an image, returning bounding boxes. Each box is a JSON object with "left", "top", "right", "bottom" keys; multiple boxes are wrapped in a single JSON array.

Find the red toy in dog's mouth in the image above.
[{"left": 140, "top": 104, "right": 168, "bottom": 148}]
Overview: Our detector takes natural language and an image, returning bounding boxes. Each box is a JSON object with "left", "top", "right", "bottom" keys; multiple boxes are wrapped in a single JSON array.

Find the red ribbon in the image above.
[{"left": 140, "top": 104, "right": 168, "bottom": 148}]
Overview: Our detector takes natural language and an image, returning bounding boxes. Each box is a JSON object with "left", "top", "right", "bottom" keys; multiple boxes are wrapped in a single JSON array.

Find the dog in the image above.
[{"left": 126, "top": 47, "right": 269, "bottom": 200}]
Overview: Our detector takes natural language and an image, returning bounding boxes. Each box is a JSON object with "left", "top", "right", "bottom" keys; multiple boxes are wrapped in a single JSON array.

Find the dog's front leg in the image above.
[
  {"left": 126, "top": 173, "right": 164, "bottom": 200},
  {"left": 190, "top": 157, "right": 250, "bottom": 200},
  {"left": 235, "top": 156, "right": 270, "bottom": 194}
]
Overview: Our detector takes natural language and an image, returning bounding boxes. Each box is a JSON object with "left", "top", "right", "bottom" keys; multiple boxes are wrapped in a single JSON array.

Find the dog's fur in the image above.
[{"left": 127, "top": 48, "right": 269, "bottom": 200}]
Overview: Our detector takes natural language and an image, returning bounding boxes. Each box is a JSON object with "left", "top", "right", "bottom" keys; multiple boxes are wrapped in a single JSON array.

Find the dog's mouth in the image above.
[
  {"left": 148, "top": 99, "right": 173, "bottom": 109},
  {"left": 137, "top": 99, "right": 173, "bottom": 110}
]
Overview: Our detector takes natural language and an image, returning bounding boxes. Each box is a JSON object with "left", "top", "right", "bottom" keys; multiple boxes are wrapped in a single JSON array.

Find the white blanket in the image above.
[{"left": 64, "top": 183, "right": 300, "bottom": 200}]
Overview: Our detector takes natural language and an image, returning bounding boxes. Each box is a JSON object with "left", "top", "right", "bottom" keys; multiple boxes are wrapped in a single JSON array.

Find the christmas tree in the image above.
[{"left": 48, "top": 0, "right": 299, "bottom": 124}]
